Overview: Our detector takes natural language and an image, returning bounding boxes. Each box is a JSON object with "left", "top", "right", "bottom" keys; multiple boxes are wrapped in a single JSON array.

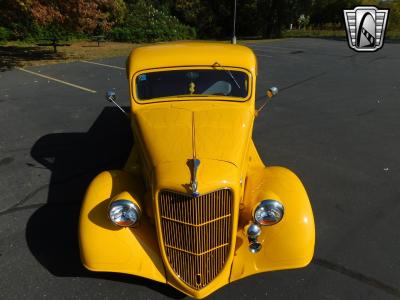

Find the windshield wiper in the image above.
[{"left": 212, "top": 62, "right": 241, "bottom": 89}]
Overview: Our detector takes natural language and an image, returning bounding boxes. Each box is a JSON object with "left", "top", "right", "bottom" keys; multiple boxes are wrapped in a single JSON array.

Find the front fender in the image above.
[
  {"left": 230, "top": 166, "right": 315, "bottom": 282},
  {"left": 79, "top": 170, "right": 166, "bottom": 283}
]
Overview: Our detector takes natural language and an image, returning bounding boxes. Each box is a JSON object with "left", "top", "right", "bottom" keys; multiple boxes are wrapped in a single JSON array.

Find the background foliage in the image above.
[{"left": 0, "top": 0, "right": 399, "bottom": 42}]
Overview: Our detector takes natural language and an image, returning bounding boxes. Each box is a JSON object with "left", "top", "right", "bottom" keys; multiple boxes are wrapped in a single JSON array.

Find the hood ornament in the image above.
[
  {"left": 190, "top": 158, "right": 200, "bottom": 197},
  {"left": 189, "top": 112, "right": 200, "bottom": 197}
]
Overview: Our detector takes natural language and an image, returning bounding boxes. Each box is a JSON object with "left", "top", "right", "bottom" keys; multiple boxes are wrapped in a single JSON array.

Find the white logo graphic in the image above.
[{"left": 343, "top": 6, "right": 389, "bottom": 52}]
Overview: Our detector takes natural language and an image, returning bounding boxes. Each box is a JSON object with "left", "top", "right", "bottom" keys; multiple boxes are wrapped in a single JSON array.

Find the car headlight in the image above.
[
  {"left": 253, "top": 200, "right": 284, "bottom": 226},
  {"left": 109, "top": 200, "right": 141, "bottom": 227}
]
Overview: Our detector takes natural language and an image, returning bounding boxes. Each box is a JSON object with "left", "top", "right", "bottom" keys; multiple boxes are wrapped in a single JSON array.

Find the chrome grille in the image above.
[{"left": 159, "top": 189, "right": 233, "bottom": 289}]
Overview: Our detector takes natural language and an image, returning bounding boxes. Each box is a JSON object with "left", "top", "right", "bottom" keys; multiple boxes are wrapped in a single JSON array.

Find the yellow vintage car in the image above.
[{"left": 79, "top": 41, "right": 315, "bottom": 299}]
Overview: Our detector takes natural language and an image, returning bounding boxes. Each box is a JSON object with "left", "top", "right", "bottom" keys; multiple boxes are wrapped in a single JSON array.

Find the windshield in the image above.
[{"left": 135, "top": 69, "right": 249, "bottom": 101}]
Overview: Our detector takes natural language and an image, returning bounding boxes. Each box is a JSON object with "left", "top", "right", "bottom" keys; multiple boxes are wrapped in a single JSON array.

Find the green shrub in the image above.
[
  {"left": 6, "top": 21, "right": 87, "bottom": 42},
  {"left": 108, "top": 1, "right": 195, "bottom": 43},
  {"left": 27, "top": 23, "right": 87, "bottom": 42},
  {"left": 109, "top": 27, "right": 131, "bottom": 42},
  {"left": 0, "top": 26, "right": 10, "bottom": 41}
]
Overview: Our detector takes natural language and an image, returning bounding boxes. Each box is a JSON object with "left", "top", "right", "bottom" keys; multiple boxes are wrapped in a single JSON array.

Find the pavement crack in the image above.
[
  {"left": 0, "top": 166, "right": 102, "bottom": 217},
  {"left": 369, "top": 56, "right": 387, "bottom": 63},
  {"left": 0, "top": 202, "right": 80, "bottom": 218},
  {"left": 0, "top": 203, "right": 44, "bottom": 216},
  {"left": 280, "top": 72, "right": 327, "bottom": 92},
  {"left": 357, "top": 108, "right": 376, "bottom": 117},
  {"left": 313, "top": 257, "right": 400, "bottom": 298},
  {"left": 0, "top": 184, "right": 49, "bottom": 216}
]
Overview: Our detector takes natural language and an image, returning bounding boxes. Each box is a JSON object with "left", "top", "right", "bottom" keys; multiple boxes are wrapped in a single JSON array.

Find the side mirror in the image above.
[
  {"left": 267, "top": 86, "right": 278, "bottom": 98},
  {"left": 255, "top": 86, "right": 278, "bottom": 117},
  {"left": 106, "top": 90, "right": 116, "bottom": 102},
  {"left": 105, "top": 90, "right": 128, "bottom": 116}
]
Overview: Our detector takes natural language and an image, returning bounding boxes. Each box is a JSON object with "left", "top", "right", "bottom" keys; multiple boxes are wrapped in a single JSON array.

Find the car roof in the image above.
[{"left": 126, "top": 41, "right": 257, "bottom": 76}]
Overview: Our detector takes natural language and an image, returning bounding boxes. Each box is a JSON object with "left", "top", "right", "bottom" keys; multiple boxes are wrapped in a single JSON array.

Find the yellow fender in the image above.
[
  {"left": 79, "top": 170, "right": 166, "bottom": 283},
  {"left": 230, "top": 166, "right": 315, "bottom": 281}
]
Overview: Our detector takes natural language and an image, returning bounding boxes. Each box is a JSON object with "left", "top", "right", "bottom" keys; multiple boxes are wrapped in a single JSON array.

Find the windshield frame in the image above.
[{"left": 131, "top": 66, "right": 253, "bottom": 104}]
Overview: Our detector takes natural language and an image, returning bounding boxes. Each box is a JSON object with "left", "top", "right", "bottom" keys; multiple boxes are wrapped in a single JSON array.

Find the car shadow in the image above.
[{"left": 25, "top": 107, "right": 184, "bottom": 299}]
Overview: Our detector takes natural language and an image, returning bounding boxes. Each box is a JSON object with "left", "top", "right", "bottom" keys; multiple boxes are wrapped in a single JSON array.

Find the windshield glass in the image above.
[{"left": 135, "top": 69, "right": 249, "bottom": 100}]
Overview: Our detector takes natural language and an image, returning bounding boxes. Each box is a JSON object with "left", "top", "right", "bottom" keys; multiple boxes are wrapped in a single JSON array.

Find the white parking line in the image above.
[
  {"left": 16, "top": 67, "right": 97, "bottom": 93},
  {"left": 81, "top": 60, "right": 125, "bottom": 70}
]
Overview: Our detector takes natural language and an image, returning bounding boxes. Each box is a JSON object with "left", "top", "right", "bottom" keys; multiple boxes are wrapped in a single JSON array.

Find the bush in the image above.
[
  {"left": 109, "top": 26, "right": 147, "bottom": 43},
  {"left": 0, "top": 26, "right": 10, "bottom": 41},
  {"left": 108, "top": 1, "right": 195, "bottom": 43},
  {"left": 22, "top": 23, "right": 87, "bottom": 42},
  {"left": 109, "top": 27, "right": 131, "bottom": 42},
  {"left": 2, "top": 22, "right": 86, "bottom": 42}
]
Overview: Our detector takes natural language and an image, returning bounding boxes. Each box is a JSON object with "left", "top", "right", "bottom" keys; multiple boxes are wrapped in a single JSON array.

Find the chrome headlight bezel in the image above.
[
  {"left": 108, "top": 199, "right": 141, "bottom": 227},
  {"left": 253, "top": 199, "right": 284, "bottom": 226}
]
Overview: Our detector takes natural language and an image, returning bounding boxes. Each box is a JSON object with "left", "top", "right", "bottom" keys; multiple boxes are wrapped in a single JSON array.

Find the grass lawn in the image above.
[
  {"left": 283, "top": 29, "right": 400, "bottom": 39},
  {"left": 283, "top": 29, "right": 346, "bottom": 38},
  {"left": 0, "top": 40, "right": 137, "bottom": 71}
]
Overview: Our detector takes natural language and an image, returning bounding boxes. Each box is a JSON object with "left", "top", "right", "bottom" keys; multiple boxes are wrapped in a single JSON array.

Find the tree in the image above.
[
  {"left": 0, "top": 0, "right": 128, "bottom": 39},
  {"left": 254, "top": 0, "right": 313, "bottom": 37},
  {"left": 379, "top": 0, "right": 400, "bottom": 33},
  {"left": 236, "top": 0, "right": 259, "bottom": 37},
  {"left": 109, "top": 0, "right": 195, "bottom": 42},
  {"left": 172, "top": 0, "right": 234, "bottom": 38},
  {"left": 311, "top": 0, "right": 360, "bottom": 28},
  {"left": 298, "top": 14, "right": 310, "bottom": 29}
]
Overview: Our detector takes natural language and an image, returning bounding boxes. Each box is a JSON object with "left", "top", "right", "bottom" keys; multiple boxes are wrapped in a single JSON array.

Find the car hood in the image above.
[{"left": 134, "top": 103, "right": 253, "bottom": 169}]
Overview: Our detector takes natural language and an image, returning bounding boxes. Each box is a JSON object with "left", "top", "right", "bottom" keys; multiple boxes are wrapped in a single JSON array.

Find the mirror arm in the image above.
[
  {"left": 255, "top": 96, "right": 271, "bottom": 117},
  {"left": 255, "top": 86, "right": 278, "bottom": 117},
  {"left": 108, "top": 97, "right": 128, "bottom": 116}
]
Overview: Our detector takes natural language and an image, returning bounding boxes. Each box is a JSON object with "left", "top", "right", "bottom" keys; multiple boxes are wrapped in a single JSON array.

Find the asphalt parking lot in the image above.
[{"left": 0, "top": 38, "right": 400, "bottom": 299}]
